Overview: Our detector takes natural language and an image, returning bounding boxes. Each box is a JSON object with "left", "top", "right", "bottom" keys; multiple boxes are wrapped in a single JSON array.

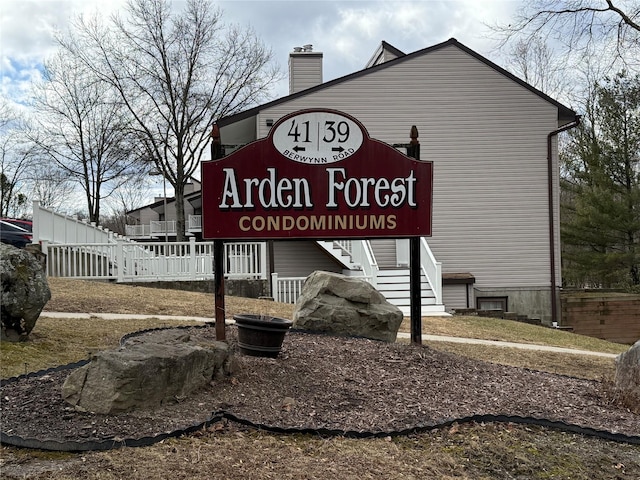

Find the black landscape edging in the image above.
[
  {"left": 2, "top": 328, "right": 638, "bottom": 452},
  {"left": 3, "top": 407, "right": 638, "bottom": 452},
  {"left": 0, "top": 414, "right": 225, "bottom": 452},
  {"left": 213, "top": 410, "right": 640, "bottom": 445},
  {"left": 119, "top": 323, "right": 211, "bottom": 346},
  {"left": 0, "top": 360, "right": 89, "bottom": 387}
]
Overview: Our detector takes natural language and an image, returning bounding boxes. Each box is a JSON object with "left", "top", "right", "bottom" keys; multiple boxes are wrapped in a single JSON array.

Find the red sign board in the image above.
[{"left": 202, "top": 109, "right": 432, "bottom": 240}]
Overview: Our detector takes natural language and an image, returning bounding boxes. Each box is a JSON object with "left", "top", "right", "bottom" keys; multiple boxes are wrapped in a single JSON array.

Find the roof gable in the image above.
[
  {"left": 218, "top": 38, "right": 576, "bottom": 127},
  {"left": 364, "top": 40, "right": 406, "bottom": 68}
]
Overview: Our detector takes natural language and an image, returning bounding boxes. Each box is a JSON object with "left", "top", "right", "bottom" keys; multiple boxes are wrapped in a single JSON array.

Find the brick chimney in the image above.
[{"left": 289, "top": 44, "right": 323, "bottom": 94}]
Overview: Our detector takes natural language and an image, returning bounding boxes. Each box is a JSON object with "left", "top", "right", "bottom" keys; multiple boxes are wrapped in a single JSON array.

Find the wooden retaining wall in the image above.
[{"left": 561, "top": 294, "right": 640, "bottom": 345}]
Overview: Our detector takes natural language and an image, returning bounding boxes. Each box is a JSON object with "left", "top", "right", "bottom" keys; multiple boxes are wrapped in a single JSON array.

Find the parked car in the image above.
[
  {"left": 0, "top": 220, "right": 33, "bottom": 248},
  {"left": 0, "top": 218, "right": 32, "bottom": 232}
]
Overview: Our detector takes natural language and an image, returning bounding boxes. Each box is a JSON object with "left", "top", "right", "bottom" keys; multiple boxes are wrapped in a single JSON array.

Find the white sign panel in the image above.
[{"left": 272, "top": 111, "right": 364, "bottom": 164}]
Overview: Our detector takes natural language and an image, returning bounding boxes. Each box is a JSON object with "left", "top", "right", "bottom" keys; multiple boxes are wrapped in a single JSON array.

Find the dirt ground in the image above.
[
  {"left": 2, "top": 324, "right": 640, "bottom": 446},
  {"left": 1, "top": 278, "right": 639, "bottom": 479}
]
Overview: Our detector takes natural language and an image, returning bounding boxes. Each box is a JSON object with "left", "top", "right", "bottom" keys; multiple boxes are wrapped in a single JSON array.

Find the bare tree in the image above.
[
  {"left": 0, "top": 100, "right": 35, "bottom": 218},
  {"left": 493, "top": 0, "right": 640, "bottom": 67},
  {"left": 28, "top": 160, "right": 77, "bottom": 212},
  {"left": 506, "top": 37, "right": 570, "bottom": 98},
  {"left": 101, "top": 183, "right": 152, "bottom": 236},
  {"left": 59, "top": 0, "right": 281, "bottom": 240},
  {"left": 30, "top": 50, "right": 141, "bottom": 224}
]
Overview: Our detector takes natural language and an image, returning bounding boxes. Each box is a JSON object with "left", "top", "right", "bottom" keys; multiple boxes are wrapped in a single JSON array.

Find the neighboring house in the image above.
[
  {"left": 126, "top": 178, "right": 203, "bottom": 241},
  {"left": 127, "top": 38, "right": 579, "bottom": 323}
]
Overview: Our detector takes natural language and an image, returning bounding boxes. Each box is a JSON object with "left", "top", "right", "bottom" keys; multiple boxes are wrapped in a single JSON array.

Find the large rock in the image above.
[
  {"left": 62, "top": 329, "right": 232, "bottom": 414},
  {"left": 615, "top": 340, "right": 640, "bottom": 406},
  {"left": 0, "top": 243, "right": 51, "bottom": 342},
  {"left": 293, "top": 271, "right": 403, "bottom": 342}
]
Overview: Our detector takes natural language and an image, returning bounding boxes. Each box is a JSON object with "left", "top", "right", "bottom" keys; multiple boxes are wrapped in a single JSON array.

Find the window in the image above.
[{"left": 476, "top": 296, "right": 507, "bottom": 312}]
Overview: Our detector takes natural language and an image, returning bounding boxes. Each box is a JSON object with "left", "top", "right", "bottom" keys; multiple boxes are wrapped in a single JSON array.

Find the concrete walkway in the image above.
[
  {"left": 40, "top": 311, "right": 619, "bottom": 359},
  {"left": 41, "top": 311, "right": 216, "bottom": 323},
  {"left": 395, "top": 332, "right": 618, "bottom": 358}
]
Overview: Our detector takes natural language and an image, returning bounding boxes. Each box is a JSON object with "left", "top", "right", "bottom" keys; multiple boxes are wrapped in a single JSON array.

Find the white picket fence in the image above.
[
  {"left": 42, "top": 238, "right": 267, "bottom": 282},
  {"left": 31, "top": 201, "right": 442, "bottom": 308},
  {"left": 270, "top": 274, "right": 307, "bottom": 304}
]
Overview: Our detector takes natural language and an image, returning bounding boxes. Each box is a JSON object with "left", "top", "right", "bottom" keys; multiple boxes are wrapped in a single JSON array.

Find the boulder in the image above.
[
  {"left": 62, "top": 329, "right": 232, "bottom": 414},
  {"left": 0, "top": 243, "right": 51, "bottom": 342},
  {"left": 615, "top": 340, "right": 640, "bottom": 406},
  {"left": 293, "top": 271, "right": 403, "bottom": 342}
]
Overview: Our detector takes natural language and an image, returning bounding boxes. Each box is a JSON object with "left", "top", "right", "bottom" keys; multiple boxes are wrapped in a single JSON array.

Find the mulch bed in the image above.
[{"left": 1, "top": 326, "right": 638, "bottom": 446}]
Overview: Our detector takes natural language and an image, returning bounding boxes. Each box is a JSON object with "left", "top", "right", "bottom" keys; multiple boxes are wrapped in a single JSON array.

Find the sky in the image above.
[
  {"left": 1, "top": 0, "right": 520, "bottom": 107},
  {"left": 0, "top": 0, "right": 520, "bottom": 213}
]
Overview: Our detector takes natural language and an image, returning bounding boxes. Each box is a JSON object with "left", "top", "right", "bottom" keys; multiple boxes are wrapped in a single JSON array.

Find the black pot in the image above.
[{"left": 233, "top": 314, "right": 293, "bottom": 358}]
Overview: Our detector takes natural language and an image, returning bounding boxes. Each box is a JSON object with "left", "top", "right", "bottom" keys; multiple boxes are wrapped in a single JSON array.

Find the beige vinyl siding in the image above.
[
  {"left": 273, "top": 240, "right": 342, "bottom": 277},
  {"left": 134, "top": 207, "right": 158, "bottom": 227},
  {"left": 289, "top": 54, "right": 323, "bottom": 94},
  {"left": 257, "top": 44, "right": 561, "bottom": 290},
  {"left": 370, "top": 50, "right": 401, "bottom": 66},
  {"left": 221, "top": 116, "right": 255, "bottom": 148},
  {"left": 381, "top": 50, "right": 400, "bottom": 64},
  {"left": 370, "top": 239, "right": 397, "bottom": 268},
  {"left": 443, "top": 284, "right": 472, "bottom": 310}
]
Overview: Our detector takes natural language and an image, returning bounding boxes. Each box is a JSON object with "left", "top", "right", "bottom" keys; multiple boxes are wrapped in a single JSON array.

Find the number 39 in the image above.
[{"left": 323, "top": 121, "right": 350, "bottom": 143}]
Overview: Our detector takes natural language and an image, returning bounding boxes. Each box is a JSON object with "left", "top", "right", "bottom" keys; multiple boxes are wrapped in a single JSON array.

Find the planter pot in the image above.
[{"left": 233, "top": 314, "right": 293, "bottom": 358}]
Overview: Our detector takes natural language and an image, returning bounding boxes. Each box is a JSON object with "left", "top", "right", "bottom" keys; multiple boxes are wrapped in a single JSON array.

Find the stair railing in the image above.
[
  {"left": 420, "top": 237, "right": 442, "bottom": 304},
  {"left": 350, "top": 240, "right": 379, "bottom": 287},
  {"left": 32, "top": 200, "right": 131, "bottom": 245}
]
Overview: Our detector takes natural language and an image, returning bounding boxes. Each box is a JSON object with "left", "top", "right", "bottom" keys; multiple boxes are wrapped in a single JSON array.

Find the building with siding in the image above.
[{"left": 128, "top": 38, "right": 579, "bottom": 323}]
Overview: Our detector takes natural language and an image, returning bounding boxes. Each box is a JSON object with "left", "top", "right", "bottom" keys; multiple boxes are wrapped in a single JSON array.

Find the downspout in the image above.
[{"left": 547, "top": 116, "right": 580, "bottom": 325}]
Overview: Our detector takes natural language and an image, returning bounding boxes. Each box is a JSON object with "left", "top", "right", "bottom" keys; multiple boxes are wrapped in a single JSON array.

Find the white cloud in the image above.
[
  {"left": 1, "top": 0, "right": 127, "bottom": 106},
  {"left": 0, "top": 0, "right": 521, "bottom": 106}
]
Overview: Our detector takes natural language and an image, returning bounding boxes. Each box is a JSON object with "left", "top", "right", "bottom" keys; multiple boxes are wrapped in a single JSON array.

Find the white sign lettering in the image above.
[
  {"left": 218, "top": 168, "right": 313, "bottom": 209},
  {"left": 326, "top": 168, "right": 417, "bottom": 208},
  {"left": 218, "top": 167, "right": 418, "bottom": 211}
]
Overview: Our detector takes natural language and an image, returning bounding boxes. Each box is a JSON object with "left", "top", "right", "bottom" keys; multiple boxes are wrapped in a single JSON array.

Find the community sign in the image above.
[{"left": 201, "top": 109, "right": 433, "bottom": 240}]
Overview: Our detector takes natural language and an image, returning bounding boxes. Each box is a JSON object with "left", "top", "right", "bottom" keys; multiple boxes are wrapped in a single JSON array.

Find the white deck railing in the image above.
[
  {"left": 125, "top": 224, "right": 151, "bottom": 237},
  {"left": 125, "top": 215, "right": 202, "bottom": 238},
  {"left": 188, "top": 215, "right": 202, "bottom": 232},
  {"left": 35, "top": 197, "right": 442, "bottom": 305},
  {"left": 271, "top": 274, "right": 307, "bottom": 304},
  {"left": 149, "top": 220, "right": 177, "bottom": 236},
  {"left": 32, "top": 200, "right": 129, "bottom": 245},
  {"left": 42, "top": 238, "right": 267, "bottom": 282},
  {"left": 125, "top": 221, "right": 178, "bottom": 238},
  {"left": 271, "top": 271, "right": 374, "bottom": 304}
]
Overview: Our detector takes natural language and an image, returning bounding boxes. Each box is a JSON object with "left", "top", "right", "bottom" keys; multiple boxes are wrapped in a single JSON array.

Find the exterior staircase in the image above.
[
  {"left": 375, "top": 268, "right": 444, "bottom": 316},
  {"left": 316, "top": 240, "right": 359, "bottom": 269},
  {"left": 317, "top": 238, "right": 448, "bottom": 316}
]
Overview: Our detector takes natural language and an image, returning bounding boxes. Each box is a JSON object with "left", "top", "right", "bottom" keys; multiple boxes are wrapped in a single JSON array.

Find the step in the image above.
[
  {"left": 376, "top": 269, "right": 412, "bottom": 277},
  {"left": 377, "top": 281, "right": 431, "bottom": 290},
  {"left": 396, "top": 304, "right": 449, "bottom": 316},
  {"left": 376, "top": 276, "right": 431, "bottom": 285},
  {"left": 379, "top": 290, "right": 434, "bottom": 302},
  {"left": 384, "top": 296, "right": 436, "bottom": 307}
]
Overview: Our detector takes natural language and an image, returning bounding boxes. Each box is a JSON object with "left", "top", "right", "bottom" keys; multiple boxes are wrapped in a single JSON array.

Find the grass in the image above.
[
  {"left": 2, "top": 278, "right": 629, "bottom": 381},
  {"left": 427, "top": 342, "right": 617, "bottom": 380},
  {"left": 1, "top": 318, "right": 618, "bottom": 381},
  {"left": 399, "top": 315, "right": 628, "bottom": 355},
  {"left": 1, "top": 278, "right": 638, "bottom": 479},
  {"left": 0, "top": 317, "right": 202, "bottom": 378},
  {"left": 2, "top": 422, "right": 639, "bottom": 479}
]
